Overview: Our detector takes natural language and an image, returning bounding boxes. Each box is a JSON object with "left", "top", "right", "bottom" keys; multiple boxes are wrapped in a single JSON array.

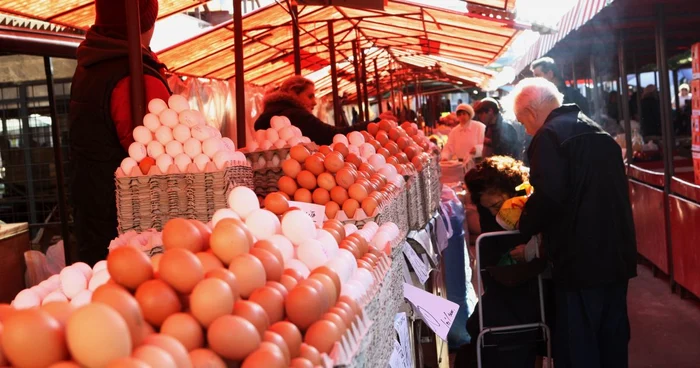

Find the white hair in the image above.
[{"left": 504, "top": 77, "right": 564, "bottom": 118}]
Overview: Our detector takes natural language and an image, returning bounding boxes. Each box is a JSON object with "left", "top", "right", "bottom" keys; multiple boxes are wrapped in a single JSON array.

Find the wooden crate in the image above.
[{"left": 0, "top": 223, "right": 29, "bottom": 303}]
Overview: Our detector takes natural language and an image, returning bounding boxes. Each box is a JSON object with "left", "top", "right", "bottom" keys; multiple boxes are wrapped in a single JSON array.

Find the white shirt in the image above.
[{"left": 441, "top": 121, "right": 486, "bottom": 161}]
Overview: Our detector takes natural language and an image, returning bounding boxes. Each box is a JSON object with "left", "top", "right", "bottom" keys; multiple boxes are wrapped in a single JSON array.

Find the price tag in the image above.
[
  {"left": 402, "top": 243, "right": 430, "bottom": 285},
  {"left": 403, "top": 282, "right": 459, "bottom": 341},
  {"left": 435, "top": 211, "right": 449, "bottom": 254},
  {"left": 389, "top": 340, "right": 404, "bottom": 368},
  {"left": 288, "top": 201, "right": 325, "bottom": 227},
  {"left": 394, "top": 312, "right": 411, "bottom": 367}
]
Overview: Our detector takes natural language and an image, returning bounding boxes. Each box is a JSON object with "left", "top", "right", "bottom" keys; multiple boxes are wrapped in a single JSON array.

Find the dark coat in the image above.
[
  {"left": 484, "top": 115, "right": 521, "bottom": 159},
  {"left": 518, "top": 105, "right": 637, "bottom": 290},
  {"left": 254, "top": 92, "right": 368, "bottom": 145}
]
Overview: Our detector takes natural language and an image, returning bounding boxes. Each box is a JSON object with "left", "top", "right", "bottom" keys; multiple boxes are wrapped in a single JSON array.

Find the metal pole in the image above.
[
  {"left": 374, "top": 59, "right": 382, "bottom": 114},
  {"left": 352, "top": 40, "right": 364, "bottom": 123},
  {"left": 19, "top": 86, "right": 36, "bottom": 231},
  {"left": 617, "top": 36, "right": 633, "bottom": 164},
  {"left": 655, "top": 4, "right": 675, "bottom": 290},
  {"left": 389, "top": 69, "right": 396, "bottom": 114},
  {"left": 291, "top": 5, "right": 302, "bottom": 75},
  {"left": 125, "top": 0, "right": 145, "bottom": 127},
  {"left": 327, "top": 21, "right": 341, "bottom": 127},
  {"left": 634, "top": 54, "right": 642, "bottom": 121},
  {"left": 414, "top": 74, "right": 419, "bottom": 116},
  {"left": 44, "top": 56, "right": 74, "bottom": 265},
  {"left": 590, "top": 55, "right": 600, "bottom": 122},
  {"left": 672, "top": 69, "right": 680, "bottom": 112},
  {"left": 233, "top": 0, "right": 246, "bottom": 147},
  {"left": 361, "top": 49, "right": 370, "bottom": 122}
]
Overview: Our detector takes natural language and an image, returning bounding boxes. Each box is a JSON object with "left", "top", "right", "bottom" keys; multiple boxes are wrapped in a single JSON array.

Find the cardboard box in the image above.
[
  {"left": 693, "top": 42, "right": 700, "bottom": 77},
  {"left": 694, "top": 150, "right": 700, "bottom": 185},
  {"left": 693, "top": 114, "right": 700, "bottom": 152}
]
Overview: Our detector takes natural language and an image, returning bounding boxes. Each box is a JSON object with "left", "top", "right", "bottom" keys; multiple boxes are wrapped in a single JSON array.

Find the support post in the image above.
[
  {"left": 634, "top": 54, "right": 642, "bottom": 121},
  {"left": 672, "top": 69, "right": 680, "bottom": 112},
  {"left": 19, "top": 86, "right": 36, "bottom": 232},
  {"left": 125, "top": 0, "right": 145, "bottom": 127},
  {"left": 361, "top": 49, "right": 370, "bottom": 122},
  {"left": 327, "top": 21, "right": 342, "bottom": 127},
  {"left": 233, "top": 0, "right": 246, "bottom": 146},
  {"left": 374, "top": 59, "right": 382, "bottom": 114},
  {"left": 590, "top": 55, "right": 601, "bottom": 122},
  {"left": 655, "top": 4, "right": 675, "bottom": 290},
  {"left": 414, "top": 74, "right": 419, "bottom": 117},
  {"left": 291, "top": 4, "right": 301, "bottom": 75},
  {"left": 352, "top": 41, "right": 363, "bottom": 123},
  {"left": 389, "top": 68, "right": 396, "bottom": 114},
  {"left": 617, "top": 36, "right": 633, "bottom": 164}
]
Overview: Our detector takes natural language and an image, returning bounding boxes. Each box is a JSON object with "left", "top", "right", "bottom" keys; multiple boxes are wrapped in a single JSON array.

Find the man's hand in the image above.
[{"left": 510, "top": 244, "right": 527, "bottom": 262}]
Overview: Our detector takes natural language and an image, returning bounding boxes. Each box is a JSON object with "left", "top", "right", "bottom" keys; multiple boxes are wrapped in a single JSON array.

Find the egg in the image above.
[
  {"left": 159, "top": 248, "right": 204, "bottom": 294},
  {"left": 144, "top": 141, "right": 164, "bottom": 159},
  {"left": 156, "top": 154, "right": 174, "bottom": 173},
  {"left": 201, "top": 137, "right": 222, "bottom": 159},
  {"left": 161, "top": 313, "right": 205, "bottom": 351},
  {"left": 169, "top": 124, "right": 190, "bottom": 143},
  {"left": 183, "top": 138, "right": 202, "bottom": 158},
  {"left": 163, "top": 140, "right": 183, "bottom": 158},
  {"left": 315, "top": 229, "right": 339, "bottom": 258},
  {"left": 132, "top": 345, "right": 177, "bottom": 368},
  {"left": 354, "top": 268, "right": 374, "bottom": 290},
  {"left": 241, "top": 346, "right": 286, "bottom": 368},
  {"left": 12, "top": 288, "right": 41, "bottom": 309},
  {"left": 250, "top": 248, "right": 283, "bottom": 282},
  {"left": 254, "top": 129, "right": 267, "bottom": 143},
  {"left": 155, "top": 126, "right": 174, "bottom": 145},
  {"left": 245, "top": 209, "right": 281, "bottom": 240},
  {"left": 193, "top": 154, "right": 209, "bottom": 171},
  {"left": 127, "top": 142, "right": 148, "bottom": 163},
  {"left": 159, "top": 109, "right": 179, "bottom": 129},
  {"left": 278, "top": 126, "right": 295, "bottom": 141},
  {"left": 283, "top": 259, "right": 311, "bottom": 279},
  {"left": 247, "top": 141, "right": 260, "bottom": 151},
  {"left": 210, "top": 150, "right": 232, "bottom": 169},
  {"left": 210, "top": 218, "right": 253, "bottom": 265},
  {"left": 287, "top": 136, "right": 302, "bottom": 146},
  {"left": 249, "top": 287, "right": 285, "bottom": 323},
  {"left": 232, "top": 151, "right": 246, "bottom": 162},
  {"left": 105, "top": 357, "right": 149, "bottom": 368},
  {"left": 261, "top": 139, "right": 273, "bottom": 150},
  {"left": 233, "top": 300, "right": 270, "bottom": 338},
  {"left": 347, "top": 131, "right": 365, "bottom": 147},
  {"left": 40, "top": 301, "right": 76, "bottom": 328},
  {"left": 66, "top": 303, "right": 131, "bottom": 367},
  {"left": 266, "top": 128, "right": 280, "bottom": 142},
  {"left": 269, "top": 321, "right": 303, "bottom": 358},
  {"left": 303, "top": 319, "right": 342, "bottom": 354},
  {"left": 179, "top": 110, "right": 205, "bottom": 127},
  {"left": 147, "top": 98, "right": 168, "bottom": 114},
  {"left": 188, "top": 349, "right": 226, "bottom": 368},
  {"left": 211, "top": 208, "right": 240, "bottom": 227},
  {"left": 205, "top": 269, "right": 239, "bottom": 301},
  {"left": 142, "top": 334, "right": 190, "bottom": 368},
  {"left": 172, "top": 153, "right": 192, "bottom": 172},
  {"left": 2, "top": 309, "right": 69, "bottom": 367},
  {"left": 272, "top": 139, "right": 286, "bottom": 149},
  {"left": 333, "top": 134, "right": 349, "bottom": 145},
  {"left": 120, "top": 157, "right": 138, "bottom": 175},
  {"left": 289, "top": 358, "right": 314, "bottom": 368},
  {"left": 227, "top": 186, "right": 260, "bottom": 219},
  {"left": 88, "top": 270, "right": 111, "bottom": 291},
  {"left": 270, "top": 116, "right": 286, "bottom": 131},
  {"left": 228, "top": 254, "right": 266, "bottom": 298},
  {"left": 207, "top": 315, "right": 260, "bottom": 360},
  {"left": 69, "top": 289, "right": 92, "bottom": 308},
  {"left": 191, "top": 125, "right": 212, "bottom": 142},
  {"left": 285, "top": 284, "right": 325, "bottom": 330},
  {"left": 43, "top": 290, "right": 69, "bottom": 305},
  {"left": 296, "top": 239, "right": 329, "bottom": 270},
  {"left": 135, "top": 279, "right": 181, "bottom": 328},
  {"left": 281, "top": 210, "right": 316, "bottom": 246},
  {"left": 190, "top": 278, "right": 234, "bottom": 327},
  {"left": 264, "top": 192, "right": 290, "bottom": 215},
  {"left": 267, "top": 234, "right": 295, "bottom": 264},
  {"left": 133, "top": 126, "right": 153, "bottom": 145},
  {"left": 168, "top": 94, "right": 190, "bottom": 113}
]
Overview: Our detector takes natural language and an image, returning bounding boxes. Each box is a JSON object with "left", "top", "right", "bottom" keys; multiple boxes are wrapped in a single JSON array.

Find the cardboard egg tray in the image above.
[
  {"left": 242, "top": 143, "right": 318, "bottom": 198},
  {"left": 115, "top": 164, "right": 254, "bottom": 233}
]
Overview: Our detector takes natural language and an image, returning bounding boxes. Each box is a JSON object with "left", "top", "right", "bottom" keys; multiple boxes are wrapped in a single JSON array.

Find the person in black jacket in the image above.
[
  {"left": 474, "top": 98, "right": 521, "bottom": 159},
  {"left": 254, "top": 76, "right": 368, "bottom": 145},
  {"left": 531, "top": 57, "right": 590, "bottom": 116},
  {"left": 510, "top": 78, "right": 637, "bottom": 368}
]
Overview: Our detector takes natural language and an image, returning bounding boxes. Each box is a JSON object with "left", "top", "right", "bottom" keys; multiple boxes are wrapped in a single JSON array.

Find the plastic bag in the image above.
[
  {"left": 24, "top": 240, "right": 65, "bottom": 287},
  {"left": 495, "top": 182, "right": 532, "bottom": 230}
]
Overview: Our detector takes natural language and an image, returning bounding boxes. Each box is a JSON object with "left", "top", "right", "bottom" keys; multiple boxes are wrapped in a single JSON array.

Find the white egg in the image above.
[
  {"left": 202, "top": 137, "right": 224, "bottom": 158},
  {"left": 71, "top": 262, "right": 93, "bottom": 281},
  {"left": 270, "top": 116, "right": 286, "bottom": 131},
  {"left": 222, "top": 137, "right": 236, "bottom": 151},
  {"left": 174, "top": 153, "right": 192, "bottom": 172},
  {"left": 159, "top": 108, "right": 179, "bottom": 128},
  {"left": 256, "top": 156, "right": 266, "bottom": 170},
  {"left": 147, "top": 141, "right": 165, "bottom": 159},
  {"left": 172, "top": 124, "right": 192, "bottom": 143},
  {"left": 354, "top": 229, "right": 373, "bottom": 244},
  {"left": 281, "top": 210, "right": 316, "bottom": 246},
  {"left": 246, "top": 141, "right": 259, "bottom": 152},
  {"left": 287, "top": 137, "right": 302, "bottom": 147},
  {"left": 31, "top": 286, "right": 50, "bottom": 300},
  {"left": 348, "top": 144, "right": 360, "bottom": 155},
  {"left": 378, "top": 222, "right": 400, "bottom": 238},
  {"left": 368, "top": 154, "right": 386, "bottom": 169},
  {"left": 284, "top": 259, "right": 311, "bottom": 279},
  {"left": 354, "top": 268, "right": 374, "bottom": 289},
  {"left": 343, "top": 223, "right": 358, "bottom": 236},
  {"left": 212, "top": 208, "right": 240, "bottom": 228},
  {"left": 297, "top": 239, "right": 329, "bottom": 270},
  {"left": 254, "top": 130, "right": 267, "bottom": 143},
  {"left": 165, "top": 140, "right": 184, "bottom": 157},
  {"left": 266, "top": 128, "right": 279, "bottom": 142},
  {"left": 268, "top": 234, "right": 294, "bottom": 264},
  {"left": 208, "top": 126, "right": 223, "bottom": 139},
  {"left": 42, "top": 290, "right": 68, "bottom": 305},
  {"left": 370, "top": 231, "right": 393, "bottom": 253},
  {"left": 326, "top": 258, "right": 352, "bottom": 284},
  {"left": 133, "top": 125, "right": 153, "bottom": 145},
  {"left": 92, "top": 260, "right": 108, "bottom": 273},
  {"left": 88, "top": 270, "right": 110, "bottom": 291},
  {"left": 193, "top": 154, "right": 210, "bottom": 171},
  {"left": 333, "top": 134, "right": 349, "bottom": 145},
  {"left": 70, "top": 289, "right": 93, "bottom": 308},
  {"left": 183, "top": 138, "right": 202, "bottom": 158},
  {"left": 341, "top": 280, "right": 364, "bottom": 300},
  {"left": 155, "top": 126, "right": 174, "bottom": 145},
  {"left": 120, "top": 157, "right": 138, "bottom": 174},
  {"left": 12, "top": 289, "right": 41, "bottom": 309},
  {"left": 315, "top": 229, "right": 339, "bottom": 259},
  {"left": 389, "top": 173, "right": 405, "bottom": 187},
  {"left": 143, "top": 113, "right": 161, "bottom": 132},
  {"left": 348, "top": 131, "right": 365, "bottom": 147},
  {"left": 245, "top": 209, "right": 281, "bottom": 241},
  {"left": 148, "top": 98, "right": 168, "bottom": 115},
  {"left": 291, "top": 126, "right": 302, "bottom": 137},
  {"left": 273, "top": 139, "right": 287, "bottom": 149},
  {"left": 191, "top": 124, "right": 212, "bottom": 142},
  {"left": 231, "top": 151, "right": 246, "bottom": 163},
  {"left": 281, "top": 116, "right": 292, "bottom": 126},
  {"left": 359, "top": 143, "right": 376, "bottom": 158},
  {"left": 168, "top": 94, "right": 190, "bottom": 113},
  {"left": 227, "top": 186, "right": 260, "bottom": 219},
  {"left": 378, "top": 165, "right": 397, "bottom": 178},
  {"left": 128, "top": 142, "right": 147, "bottom": 162},
  {"left": 156, "top": 154, "right": 174, "bottom": 173},
  {"left": 213, "top": 150, "right": 235, "bottom": 169},
  {"left": 300, "top": 137, "right": 311, "bottom": 144},
  {"left": 179, "top": 109, "right": 205, "bottom": 127},
  {"left": 260, "top": 140, "right": 273, "bottom": 150}
]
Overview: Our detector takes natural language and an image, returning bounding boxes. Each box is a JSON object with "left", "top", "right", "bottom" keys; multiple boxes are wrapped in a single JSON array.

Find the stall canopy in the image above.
[{"left": 157, "top": 0, "right": 520, "bottom": 95}]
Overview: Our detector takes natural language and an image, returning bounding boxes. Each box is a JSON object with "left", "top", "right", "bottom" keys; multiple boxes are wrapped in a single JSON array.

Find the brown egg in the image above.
[
  {"left": 298, "top": 343, "right": 322, "bottom": 365},
  {"left": 294, "top": 188, "right": 312, "bottom": 203},
  {"left": 376, "top": 129, "right": 390, "bottom": 145},
  {"left": 386, "top": 155, "right": 399, "bottom": 165},
  {"left": 328, "top": 306, "right": 353, "bottom": 328},
  {"left": 290, "top": 145, "right": 311, "bottom": 163},
  {"left": 357, "top": 259, "right": 373, "bottom": 271},
  {"left": 92, "top": 284, "right": 146, "bottom": 346},
  {"left": 334, "top": 168, "right": 356, "bottom": 189},
  {"left": 66, "top": 304, "right": 131, "bottom": 368},
  {"left": 135, "top": 279, "right": 182, "bottom": 327},
  {"left": 107, "top": 245, "right": 154, "bottom": 290},
  {"left": 361, "top": 197, "right": 379, "bottom": 217},
  {"left": 278, "top": 176, "right": 298, "bottom": 196},
  {"left": 348, "top": 233, "right": 369, "bottom": 254},
  {"left": 190, "top": 278, "right": 234, "bottom": 327},
  {"left": 344, "top": 153, "right": 363, "bottom": 168},
  {"left": 162, "top": 218, "right": 206, "bottom": 252},
  {"left": 339, "top": 240, "right": 360, "bottom": 259},
  {"left": 323, "top": 219, "right": 346, "bottom": 238},
  {"left": 132, "top": 345, "right": 176, "bottom": 368},
  {"left": 309, "top": 273, "right": 338, "bottom": 306},
  {"left": 229, "top": 254, "right": 266, "bottom": 298},
  {"left": 233, "top": 300, "right": 270, "bottom": 338},
  {"left": 188, "top": 349, "right": 226, "bottom": 368},
  {"left": 282, "top": 158, "right": 302, "bottom": 178},
  {"left": 312, "top": 188, "right": 330, "bottom": 205},
  {"left": 249, "top": 286, "right": 285, "bottom": 323},
  {"left": 325, "top": 201, "right": 340, "bottom": 219},
  {"left": 322, "top": 226, "right": 342, "bottom": 244},
  {"left": 285, "top": 284, "right": 325, "bottom": 330},
  {"left": 205, "top": 268, "right": 239, "bottom": 300},
  {"left": 348, "top": 183, "right": 369, "bottom": 202},
  {"left": 266, "top": 281, "right": 289, "bottom": 299},
  {"left": 161, "top": 313, "right": 204, "bottom": 351},
  {"left": 323, "top": 152, "right": 345, "bottom": 173},
  {"left": 318, "top": 145, "right": 332, "bottom": 156},
  {"left": 106, "top": 357, "right": 149, "bottom": 368},
  {"left": 2, "top": 309, "right": 68, "bottom": 367},
  {"left": 363, "top": 253, "right": 379, "bottom": 265},
  {"left": 40, "top": 301, "right": 76, "bottom": 327},
  {"left": 367, "top": 122, "right": 379, "bottom": 135},
  {"left": 264, "top": 192, "right": 290, "bottom": 215},
  {"left": 139, "top": 156, "right": 156, "bottom": 174},
  {"left": 208, "top": 315, "right": 260, "bottom": 360},
  {"left": 322, "top": 312, "right": 347, "bottom": 336},
  {"left": 385, "top": 141, "right": 399, "bottom": 155},
  {"left": 299, "top": 278, "right": 326, "bottom": 301},
  {"left": 0, "top": 303, "right": 14, "bottom": 323},
  {"left": 311, "top": 267, "right": 341, "bottom": 298},
  {"left": 304, "top": 155, "right": 325, "bottom": 176},
  {"left": 269, "top": 321, "right": 303, "bottom": 358},
  {"left": 283, "top": 268, "right": 305, "bottom": 282},
  {"left": 250, "top": 248, "right": 283, "bottom": 281},
  {"left": 210, "top": 218, "right": 253, "bottom": 265},
  {"left": 396, "top": 136, "right": 410, "bottom": 150},
  {"left": 254, "top": 240, "right": 285, "bottom": 266},
  {"left": 296, "top": 170, "right": 317, "bottom": 191},
  {"left": 159, "top": 248, "right": 204, "bottom": 294},
  {"left": 334, "top": 302, "right": 356, "bottom": 326},
  {"left": 290, "top": 357, "right": 314, "bottom": 368},
  {"left": 342, "top": 199, "right": 360, "bottom": 218},
  {"left": 316, "top": 172, "right": 336, "bottom": 191},
  {"left": 329, "top": 186, "right": 349, "bottom": 205},
  {"left": 241, "top": 346, "right": 286, "bottom": 368},
  {"left": 338, "top": 296, "right": 363, "bottom": 318},
  {"left": 377, "top": 147, "right": 391, "bottom": 158},
  {"left": 279, "top": 274, "right": 298, "bottom": 292},
  {"left": 331, "top": 142, "right": 349, "bottom": 157},
  {"left": 142, "top": 334, "right": 190, "bottom": 368},
  {"left": 191, "top": 220, "right": 211, "bottom": 249},
  {"left": 263, "top": 331, "right": 291, "bottom": 364}
]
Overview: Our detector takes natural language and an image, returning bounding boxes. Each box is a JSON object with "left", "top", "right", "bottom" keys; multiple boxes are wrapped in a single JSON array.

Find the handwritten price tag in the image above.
[
  {"left": 403, "top": 282, "right": 459, "bottom": 341},
  {"left": 288, "top": 201, "right": 326, "bottom": 227},
  {"left": 389, "top": 340, "right": 405, "bottom": 368},
  {"left": 402, "top": 243, "right": 430, "bottom": 285},
  {"left": 394, "top": 313, "right": 411, "bottom": 368}
]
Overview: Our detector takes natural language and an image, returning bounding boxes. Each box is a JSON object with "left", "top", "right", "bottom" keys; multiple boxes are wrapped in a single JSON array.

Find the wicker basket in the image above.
[
  {"left": 243, "top": 143, "right": 317, "bottom": 198},
  {"left": 406, "top": 174, "right": 426, "bottom": 230},
  {"left": 115, "top": 164, "right": 254, "bottom": 233}
]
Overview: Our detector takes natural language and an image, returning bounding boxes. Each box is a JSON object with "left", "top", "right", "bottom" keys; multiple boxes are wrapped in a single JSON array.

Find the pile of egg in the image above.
[
  {"left": 245, "top": 116, "right": 311, "bottom": 152},
  {"left": 1, "top": 186, "right": 397, "bottom": 368},
  {"left": 117, "top": 95, "right": 246, "bottom": 177},
  {"left": 108, "top": 229, "right": 163, "bottom": 254}
]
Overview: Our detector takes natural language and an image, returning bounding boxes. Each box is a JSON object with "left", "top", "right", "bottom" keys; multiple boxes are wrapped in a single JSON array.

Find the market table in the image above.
[{"left": 0, "top": 222, "right": 29, "bottom": 303}]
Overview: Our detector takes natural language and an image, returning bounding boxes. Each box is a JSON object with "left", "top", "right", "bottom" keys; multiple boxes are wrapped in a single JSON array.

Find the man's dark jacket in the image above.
[
  {"left": 518, "top": 105, "right": 637, "bottom": 290},
  {"left": 484, "top": 115, "right": 521, "bottom": 159}
]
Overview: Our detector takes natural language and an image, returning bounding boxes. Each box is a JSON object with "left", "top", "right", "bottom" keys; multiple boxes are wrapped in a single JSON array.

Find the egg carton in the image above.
[{"left": 406, "top": 174, "right": 427, "bottom": 230}]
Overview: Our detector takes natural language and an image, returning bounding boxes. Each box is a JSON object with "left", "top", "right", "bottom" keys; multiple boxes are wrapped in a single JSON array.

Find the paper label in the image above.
[
  {"left": 402, "top": 242, "right": 430, "bottom": 285},
  {"left": 400, "top": 252, "right": 412, "bottom": 284},
  {"left": 288, "top": 201, "right": 325, "bottom": 227},
  {"left": 394, "top": 312, "right": 411, "bottom": 367},
  {"left": 403, "top": 282, "right": 460, "bottom": 341},
  {"left": 389, "top": 340, "right": 405, "bottom": 368},
  {"left": 435, "top": 210, "right": 449, "bottom": 254}
]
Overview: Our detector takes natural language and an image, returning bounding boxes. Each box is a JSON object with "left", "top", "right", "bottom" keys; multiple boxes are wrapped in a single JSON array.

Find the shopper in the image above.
[
  {"left": 530, "top": 57, "right": 589, "bottom": 116},
  {"left": 69, "top": 0, "right": 171, "bottom": 266},
  {"left": 510, "top": 78, "right": 637, "bottom": 368},
  {"left": 440, "top": 103, "right": 485, "bottom": 162},
  {"left": 255, "top": 76, "right": 368, "bottom": 145},
  {"left": 474, "top": 98, "right": 521, "bottom": 159}
]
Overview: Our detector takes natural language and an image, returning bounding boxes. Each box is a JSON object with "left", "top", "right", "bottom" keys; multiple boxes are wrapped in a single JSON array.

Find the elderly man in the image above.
[
  {"left": 511, "top": 78, "right": 637, "bottom": 368},
  {"left": 440, "top": 103, "right": 485, "bottom": 162}
]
